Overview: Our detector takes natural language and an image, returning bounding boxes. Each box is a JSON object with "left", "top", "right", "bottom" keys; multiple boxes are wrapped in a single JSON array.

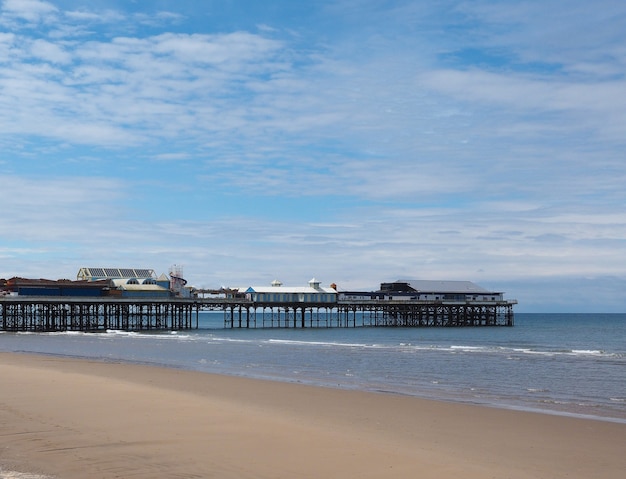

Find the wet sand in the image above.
[{"left": 1, "top": 352, "right": 624, "bottom": 478}]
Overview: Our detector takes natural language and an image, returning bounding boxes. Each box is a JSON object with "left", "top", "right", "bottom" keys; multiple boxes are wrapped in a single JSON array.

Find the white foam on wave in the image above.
[
  {"left": 105, "top": 329, "right": 139, "bottom": 336},
  {"left": 571, "top": 349, "right": 605, "bottom": 356},
  {"left": 49, "top": 330, "right": 86, "bottom": 336},
  {"left": 102, "top": 330, "right": 196, "bottom": 342},
  {"left": 209, "top": 336, "right": 256, "bottom": 344},
  {"left": 0, "top": 470, "right": 52, "bottom": 479},
  {"left": 449, "top": 345, "right": 491, "bottom": 353},
  {"left": 268, "top": 338, "right": 369, "bottom": 348},
  {"left": 508, "top": 347, "right": 618, "bottom": 358}
]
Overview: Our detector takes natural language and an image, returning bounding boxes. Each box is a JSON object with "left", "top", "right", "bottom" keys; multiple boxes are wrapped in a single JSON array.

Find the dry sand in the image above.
[{"left": 1, "top": 352, "right": 624, "bottom": 479}]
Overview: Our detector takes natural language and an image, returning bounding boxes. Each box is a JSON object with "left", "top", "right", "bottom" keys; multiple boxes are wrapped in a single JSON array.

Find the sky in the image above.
[{"left": 1, "top": 0, "right": 625, "bottom": 313}]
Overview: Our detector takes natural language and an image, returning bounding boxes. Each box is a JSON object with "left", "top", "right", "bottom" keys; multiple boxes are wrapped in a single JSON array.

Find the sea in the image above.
[{"left": 0, "top": 313, "right": 624, "bottom": 424}]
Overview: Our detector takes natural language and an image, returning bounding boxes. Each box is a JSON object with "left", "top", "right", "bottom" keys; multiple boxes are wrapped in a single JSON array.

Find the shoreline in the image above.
[
  {"left": 1, "top": 351, "right": 625, "bottom": 478},
  {"left": 4, "top": 347, "right": 626, "bottom": 425}
]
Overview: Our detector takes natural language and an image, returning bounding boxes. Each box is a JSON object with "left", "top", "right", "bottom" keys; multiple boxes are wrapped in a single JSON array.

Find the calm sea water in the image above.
[{"left": 1, "top": 313, "right": 624, "bottom": 423}]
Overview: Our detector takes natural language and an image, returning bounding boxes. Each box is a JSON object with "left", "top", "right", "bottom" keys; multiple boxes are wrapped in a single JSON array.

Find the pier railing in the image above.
[{"left": 0, "top": 296, "right": 515, "bottom": 332}]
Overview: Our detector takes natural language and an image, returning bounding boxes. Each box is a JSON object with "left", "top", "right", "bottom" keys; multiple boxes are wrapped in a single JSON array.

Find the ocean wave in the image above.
[
  {"left": 506, "top": 347, "right": 621, "bottom": 359},
  {"left": 267, "top": 338, "right": 375, "bottom": 348},
  {"left": 208, "top": 338, "right": 624, "bottom": 360},
  {"left": 0, "top": 470, "right": 52, "bottom": 479},
  {"left": 539, "top": 399, "right": 571, "bottom": 406},
  {"left": 9, "top": 327, "right": 622, "bottom": 362},
  {"left": 571, "top": 349, "right": 605, "bottom": 356}
]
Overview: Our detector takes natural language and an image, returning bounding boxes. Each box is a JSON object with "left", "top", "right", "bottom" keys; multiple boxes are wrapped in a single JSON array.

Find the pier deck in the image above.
[{"left": 0, "top": 297, "right": 514, "bottom": 332}]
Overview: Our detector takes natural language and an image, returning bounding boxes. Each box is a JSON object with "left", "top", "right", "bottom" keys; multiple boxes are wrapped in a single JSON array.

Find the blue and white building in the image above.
[{"left": 243, "top": 278, "right": 337, "bottom": 303}]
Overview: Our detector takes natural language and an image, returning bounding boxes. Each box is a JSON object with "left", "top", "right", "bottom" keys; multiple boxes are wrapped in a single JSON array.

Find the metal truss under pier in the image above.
[
  {"left": 0, "top": 298, "right": 199, "bottom": 332},
  {"left": 223, "top": 301, "right": 515, "bottom": 328},
  {"left": 0, "top": 298, "right": 514, "bottom": 332}
]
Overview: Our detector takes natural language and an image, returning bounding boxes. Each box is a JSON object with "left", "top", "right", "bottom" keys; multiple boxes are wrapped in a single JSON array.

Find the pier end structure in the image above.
[{"left": 222, "top": 278, "right": 516, "bottom": 328}]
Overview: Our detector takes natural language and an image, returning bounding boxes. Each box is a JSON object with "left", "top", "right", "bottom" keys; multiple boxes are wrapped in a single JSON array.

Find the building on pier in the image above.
[
  {"left": 242, "top": 278, "right": 337, "bottom": 303},
  {"left": 3, "top": 277, "right": 110, "bottom": 297},
  {"left": 378, "top": 280, "right": 505, "bottom": 302},
  {"left": 107, "top": 278, "right": 170, "bottom": 298}
]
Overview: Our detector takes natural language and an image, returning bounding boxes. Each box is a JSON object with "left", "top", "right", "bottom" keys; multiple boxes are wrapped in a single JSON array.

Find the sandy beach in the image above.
[{"left": 1, "top": 352, "right": 624, "bottom": 479}]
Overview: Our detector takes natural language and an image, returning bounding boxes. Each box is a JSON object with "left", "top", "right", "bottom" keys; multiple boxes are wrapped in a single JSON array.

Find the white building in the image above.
[
  {"left": 76, "top": 267, "right": 172, "bottom": 298},
  {"left": 244, "top": 278, "right": 337, "bottom": 303}
]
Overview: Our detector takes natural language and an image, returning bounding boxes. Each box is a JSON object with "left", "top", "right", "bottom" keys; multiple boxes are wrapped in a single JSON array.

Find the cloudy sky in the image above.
[{"left": 1, "top": 0, "right": 625, "bottom": 312}]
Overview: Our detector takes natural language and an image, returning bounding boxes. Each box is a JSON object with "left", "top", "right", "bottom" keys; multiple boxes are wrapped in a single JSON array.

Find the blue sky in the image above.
[{"left": 1, "top": 0, "right": 625, "bottom": 312}]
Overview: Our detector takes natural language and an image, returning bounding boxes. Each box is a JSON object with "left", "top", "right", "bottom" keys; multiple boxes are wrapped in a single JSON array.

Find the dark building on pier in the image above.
[
  {"left": 379, "top": 280, "right": 505, "bottom": 302},
  {"left": 338, "top": 279, "right": 509, "bottom": 304},
  {"left": 3, "top": 277, "right": 110, "bottom": 297}
]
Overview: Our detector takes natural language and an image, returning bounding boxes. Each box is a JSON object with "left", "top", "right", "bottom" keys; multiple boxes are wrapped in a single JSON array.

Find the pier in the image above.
[
  {"left": 0, "top": 297, "right": 514, "bottom": 332},
  {"left": 0, "top": 297, "right": 199, "bottom": 332}
]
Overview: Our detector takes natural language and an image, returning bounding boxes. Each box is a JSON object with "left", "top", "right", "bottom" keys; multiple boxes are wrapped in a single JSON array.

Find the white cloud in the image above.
[
  {"left": 29, "top": 38, "right": 71, "bottom": 63},
  {"left": 0, "top": 26, "right": 289, "bottom": 146},
  {"left": 69, "top": 8, "right": 125, "bottom": 23},
  {"left": 421, "top": 69, "right": 626, "bottom": 121},
  {"left": 451, "top": 1, "right": 626, "bottom": 66},
  {"left": 151, "top": 32, "right": 282, "bottom": 64},
  {"left": 0, "top": 174, "right": 124, "bottom": 216},
  {"left": 135, "top": 10, "right": 184, "bottom": 27},
  {"left": 1, "top": 0, "right": 58, "bottom": 24}
]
